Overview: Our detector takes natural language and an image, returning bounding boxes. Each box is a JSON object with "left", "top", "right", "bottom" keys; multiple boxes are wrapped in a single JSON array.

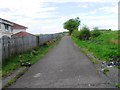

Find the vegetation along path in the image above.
[{"left": 9, "top": 36, "right": 114, "bottom": 88}]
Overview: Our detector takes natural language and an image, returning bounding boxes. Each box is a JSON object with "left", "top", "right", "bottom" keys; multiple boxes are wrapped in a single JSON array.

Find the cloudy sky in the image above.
[{"left": 0, "top": 0, "right": 119, "bottom": 34}]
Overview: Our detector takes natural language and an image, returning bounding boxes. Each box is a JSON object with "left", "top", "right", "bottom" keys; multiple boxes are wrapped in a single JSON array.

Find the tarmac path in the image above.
[{"left": 10, "top": 36, "right": 113, "bottom": 88}]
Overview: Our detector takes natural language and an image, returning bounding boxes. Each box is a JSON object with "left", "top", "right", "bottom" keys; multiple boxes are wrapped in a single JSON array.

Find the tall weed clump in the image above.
[
  {"left": 91, "top": 27, "right": 101, "bottom": 38},
  {"left": 79, "top": 25, "right": 91, "bottom": 40}
]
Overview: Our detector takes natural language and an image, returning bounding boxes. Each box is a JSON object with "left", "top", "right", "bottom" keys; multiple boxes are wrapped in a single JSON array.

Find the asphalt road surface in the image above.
[{"left": 10, "top": 36, "right": 114, "bottom": 88}]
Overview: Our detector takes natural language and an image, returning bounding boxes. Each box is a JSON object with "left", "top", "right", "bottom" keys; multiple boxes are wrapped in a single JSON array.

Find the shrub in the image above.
[
  {"left": 91, "top": 27, "right": 101, "bottom": 38},
  {"left": 79, "top": 25, "right": 91, "bottom": 40},
  {"left": 72, "top": 29, "right": 80, "bottom": 38}
]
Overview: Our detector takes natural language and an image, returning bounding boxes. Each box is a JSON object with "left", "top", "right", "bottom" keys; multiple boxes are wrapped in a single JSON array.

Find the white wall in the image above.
[
  {"left": 2, "top": 32, "right": 12, "bottom": 37},
  {"left": 13, "top": 29, "right": 26, "bottom": 34},
  {"left": 1, "top": 24, "right": 12, "bottom": 33},
  {"left": 0, "top": 23, "right": 13, "bottom": 37}
]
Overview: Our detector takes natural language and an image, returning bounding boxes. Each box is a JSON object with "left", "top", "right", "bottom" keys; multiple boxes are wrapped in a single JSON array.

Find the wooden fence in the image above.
[
  {"left": 2, "top": 33, "right": 62, "bottom": 62},
  {"left": 0, "top": 38, "right": 2, "bottom": 66}
]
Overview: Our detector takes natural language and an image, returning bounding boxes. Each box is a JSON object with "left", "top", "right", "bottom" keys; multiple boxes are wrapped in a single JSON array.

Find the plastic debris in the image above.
[{"left": 21, "top": 62, "right": 31, "bottom": 67}]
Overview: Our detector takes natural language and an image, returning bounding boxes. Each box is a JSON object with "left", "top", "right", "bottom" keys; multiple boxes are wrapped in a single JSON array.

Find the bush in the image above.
[
  {"left": 72, "top": 29, "right": 80, "bottom": 38},
  {"left": 91, "top": 27, "right": 101, "bottom": 38},
  {"left": 91, "top": 30, "right": 101, "bottom": 38},
  {"left": 79, "top": 25, "right": 91, "bottom": 40}
]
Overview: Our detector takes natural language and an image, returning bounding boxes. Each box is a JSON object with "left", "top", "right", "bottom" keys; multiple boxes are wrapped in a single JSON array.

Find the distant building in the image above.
[
  {"left": 0, "top": 18, "right": 28, "bottom": 38},
  {"left": 12, "top": 23, "right": 28, "bottom": 34},
  {"left": 0, "top": 18, "right": 13, "bottom": 37}
]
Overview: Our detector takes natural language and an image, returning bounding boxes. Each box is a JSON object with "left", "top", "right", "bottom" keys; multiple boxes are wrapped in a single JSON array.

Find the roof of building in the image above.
[
  {"left": 12, "top": 31, "right": 33, "bottom": 37},
  {"left": 0, "top": 18, "right": 13, "bottom": 25},
  {"left": 0, "top": 18, "right": 28, "bottom": 29},
  {"left": 11, "top": 23, "right": 28, "bottom": 29}
]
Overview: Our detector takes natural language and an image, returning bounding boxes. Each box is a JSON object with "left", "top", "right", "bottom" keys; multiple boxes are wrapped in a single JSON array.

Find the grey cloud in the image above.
[{"left": 0, "top": 8, "right": 11, "bottom": 12}]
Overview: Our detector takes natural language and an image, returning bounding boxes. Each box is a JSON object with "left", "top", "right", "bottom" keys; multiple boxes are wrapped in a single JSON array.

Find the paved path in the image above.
[{"left": 10, "top": 36, "right": 113, "bottom": 88}]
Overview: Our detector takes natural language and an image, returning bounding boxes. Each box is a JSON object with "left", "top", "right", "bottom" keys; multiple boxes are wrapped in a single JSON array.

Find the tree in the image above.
[{"left": 63, "top": 17, "right": 80, "bottom": 35}]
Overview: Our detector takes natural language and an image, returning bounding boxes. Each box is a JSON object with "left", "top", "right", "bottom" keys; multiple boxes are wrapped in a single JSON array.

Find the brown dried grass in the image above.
[{"left": 110, "top": 39, "right": 120, "bottom": 45}]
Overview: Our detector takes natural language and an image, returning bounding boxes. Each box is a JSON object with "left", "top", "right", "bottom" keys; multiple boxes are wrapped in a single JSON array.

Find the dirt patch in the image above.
[{"left": 109, "top": 39, "right": 120, "bottom": 45}]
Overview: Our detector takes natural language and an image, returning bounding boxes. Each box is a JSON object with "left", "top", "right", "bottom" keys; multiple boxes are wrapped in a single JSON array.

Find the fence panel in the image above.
[
  {"left": 2, "top": 33, "right": 62, "bottom": 62},
  {"left": 2, "top": 36, "right": 10, "bottom": 61},
  {"left": 0, "top": 38, "right": 2, "bottom": 63}
]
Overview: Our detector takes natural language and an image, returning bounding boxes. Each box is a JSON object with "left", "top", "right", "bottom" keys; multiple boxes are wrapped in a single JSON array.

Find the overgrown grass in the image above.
[
  {"left": 2, "top": 38, "right": 60, "bottom": 78},
  {"left": 71, "top": 31, "right": 119, "bottom": 62}
]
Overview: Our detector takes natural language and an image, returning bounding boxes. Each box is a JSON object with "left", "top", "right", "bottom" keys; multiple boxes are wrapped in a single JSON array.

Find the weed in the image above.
[
  {"left": 3, "top": 67, "right": 28, "bottom": 89},
  {"left": 102, "top": 68, "right": 109, "bottom": 75},
  {"left": 116, "top": 83, "right": 120, "bottom": 88},
  {"left": 4, "top": 77, "right": 16, "bottom": 88}
]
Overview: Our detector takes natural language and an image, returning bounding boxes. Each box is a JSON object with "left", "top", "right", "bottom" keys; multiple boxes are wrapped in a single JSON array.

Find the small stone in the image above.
[{"left": 88, "top": 84, "right": 91, "bottom": 87}]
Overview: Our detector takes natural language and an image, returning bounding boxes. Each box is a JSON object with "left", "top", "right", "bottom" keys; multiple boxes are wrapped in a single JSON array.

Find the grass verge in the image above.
[
  {"left": 72, "top": 36, "right": 99, "bottom": 64},
  {"left": 2, "top": 38, "right": 61, "bottom": 78},
  {"left": 71, "top": 31, "right": 119, "bottom": 62}
]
